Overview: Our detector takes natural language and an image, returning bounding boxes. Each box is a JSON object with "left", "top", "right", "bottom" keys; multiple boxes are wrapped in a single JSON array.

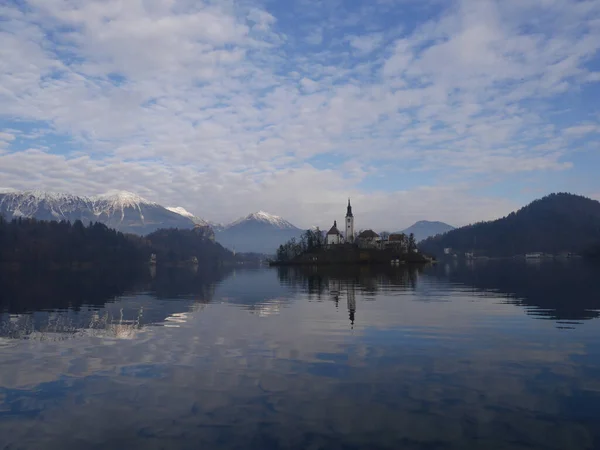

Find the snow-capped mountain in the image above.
[
  {"left": 215, "top": 211, "right": 302, "bottom": 254},
  {"left": 0, "top": 190, "right": 302, "bottom": 251},
  {"left": 0, "top": 190, "right": 199, "bottom": 235},
  {"left": 225, "top": 211, "right": 298, "bottom": 230},
  {"left": 0, "top": 190, "right": 95, "bottom": 222},
  {"left": 166, "top": 206, "right": 209, "bottom": 226}
]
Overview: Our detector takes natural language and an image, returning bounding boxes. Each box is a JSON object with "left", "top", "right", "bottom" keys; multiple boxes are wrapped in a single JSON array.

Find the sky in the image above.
[{"left": 1, "top": 0, "right": 599, "bottom": 230}]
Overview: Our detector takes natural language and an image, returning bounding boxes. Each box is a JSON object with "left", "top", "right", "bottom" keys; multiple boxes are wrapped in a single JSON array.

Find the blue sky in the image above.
[{"left": 0, "top": 0, "right": 599, "bottom": 229}]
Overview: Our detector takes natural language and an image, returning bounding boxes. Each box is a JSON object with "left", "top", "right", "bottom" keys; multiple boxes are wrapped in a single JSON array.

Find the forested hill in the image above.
[
  {"left": 419, "top": 193, "right": 600, "bottom": 258},
  {"left": 0, "top": 217, "right": 148, "bottom": 268},
  {"left": 0, "top": 217, "right": 235, "bottom": 268}
]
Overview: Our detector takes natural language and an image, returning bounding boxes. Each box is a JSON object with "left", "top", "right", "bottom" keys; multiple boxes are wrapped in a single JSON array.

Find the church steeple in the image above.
[{"left": 345, "top": 198, "right": 354, "bottom": 243}]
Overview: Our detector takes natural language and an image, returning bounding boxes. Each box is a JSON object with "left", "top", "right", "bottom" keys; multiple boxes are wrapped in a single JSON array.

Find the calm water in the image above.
[{"left": 1, "top": 260, "right": 600, "bottom": 450}]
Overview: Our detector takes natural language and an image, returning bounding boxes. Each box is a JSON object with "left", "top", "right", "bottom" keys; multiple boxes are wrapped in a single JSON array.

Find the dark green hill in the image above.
[
  {"left": 0, "top": 217, "right": 235, "bottom": 269},
  {"left": 399, "top": 220, "right": 455, "bottom": 242},
  {"left": 419, "top": 193, "right": 600, "bottom": 257},
  {"left": 146, "top": 228, "right": 235, "bottom": 267}
]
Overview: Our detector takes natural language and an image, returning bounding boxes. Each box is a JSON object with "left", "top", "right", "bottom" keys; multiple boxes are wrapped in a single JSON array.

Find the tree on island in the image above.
[
  {"left": 408, "top": 233, "right": 417, "bottom": 252},
  {"left": 277, "top": 228, "right": 324, "bottom": 262}
]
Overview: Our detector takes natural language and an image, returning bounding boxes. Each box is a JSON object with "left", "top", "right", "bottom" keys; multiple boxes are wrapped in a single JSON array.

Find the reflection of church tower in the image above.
[
  {"left": 345, "top": 199, "right": 354, "bottom": 243},
  {"left": 329, "top": 279, "right": 341, "bottom": 307},
  {"left": 347, "top": 282, "right": 356, "bottom": 327}
]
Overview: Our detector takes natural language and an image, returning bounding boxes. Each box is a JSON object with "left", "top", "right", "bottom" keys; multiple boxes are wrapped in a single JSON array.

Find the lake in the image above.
[{"left": 1, "top": 260, "right": 600, "bottom": 450}]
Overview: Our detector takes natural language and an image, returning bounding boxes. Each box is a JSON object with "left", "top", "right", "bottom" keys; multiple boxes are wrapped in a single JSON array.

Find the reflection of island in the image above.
[
  {"left": 278, "top": 265, "right": 423, "bottom": 327},
  {"left": 278, "top": 265, "right": 422, "bottom": 296},
  {"left": 429, "top": 259, "right": 600, "bottom": 323}
]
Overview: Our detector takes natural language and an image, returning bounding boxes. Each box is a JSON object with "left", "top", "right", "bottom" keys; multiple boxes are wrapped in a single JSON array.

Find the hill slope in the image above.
[
  {"left": 419, "top": 193, "right": 600, "bottom": 257},
  {"left": 400, "top": 220, "right": 454, "bottom": 242},
  {"left": 166, "top": 206, "right": 209, "bottom": 226}
]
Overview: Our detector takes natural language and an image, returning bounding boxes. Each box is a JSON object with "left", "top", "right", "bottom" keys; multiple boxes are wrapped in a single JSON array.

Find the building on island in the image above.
[
  {"left": 326, "top": 199, "right": 355, "bottom": 245},
  {"left": 345, "top": 199, "right": 354, "bottom": 244},
  {"left": 385, "top": 233, "right": 408, "bottom": 252},
  {"left": 326, "top": 220, "right": 342, "bottom": 245},
  {"left": 326, "top": 199, "right": 412, "bottom": 255},
  {"left": 357, "top": 229, "right": 380, "bottom": 248}
]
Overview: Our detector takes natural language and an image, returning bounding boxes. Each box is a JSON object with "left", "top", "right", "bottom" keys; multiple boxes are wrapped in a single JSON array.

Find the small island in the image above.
[{"left": 270, "top": 199, "right": 433, "bottom": 266}]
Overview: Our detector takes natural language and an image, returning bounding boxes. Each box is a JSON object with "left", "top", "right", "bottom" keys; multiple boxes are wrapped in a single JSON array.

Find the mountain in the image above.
[
  {"left": 215, "top": 211, "right": 302, "bottom": 254},
  {"left": 166, "top": 206, "right": 209, "bottom": 226},
  {"left": 400, "top": 220, "right": 455, "bottom": 242},
  {"left": 0, "top": 190, "right": 95, "bottom": 222},
  {"left": 0, "top": 190, "right": 198, "bottom": 235},
  {"left": 419, "top": 193, "right": 600, "bottom": 257}
]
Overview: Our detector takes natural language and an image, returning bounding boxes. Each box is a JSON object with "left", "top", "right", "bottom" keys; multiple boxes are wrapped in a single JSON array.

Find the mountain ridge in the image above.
[
  {"left": 166, "top": 206, "right": 209, "bottom": 226},
  {"left": 0, "top": 190, "right": 196, "bottom": 235},
  {"left": 419, "top": 193, "right": 600, "bottom": 257},
  {"left": 398, "top": 220, "right": 455, "bottom": 242},
  {"left": 226, "top": 211, "right": 299, "bottom": 230},
  {"left": 0, "top": 190, "right": 302, "bottom": 251}
]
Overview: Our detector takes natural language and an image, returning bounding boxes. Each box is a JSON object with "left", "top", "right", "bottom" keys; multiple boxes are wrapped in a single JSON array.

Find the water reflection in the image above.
[
  {"left": 429, "top": 259, "right": 600, "bottom": 323},
  {"left": 0, "top": 263, "right": 600, "bottom": 449},
  {"left": 0, "top": 266, "right": 232, "bottom": 341},
  {"left": 277, "top": 265, "right": 425, "bottom": 328},
  {"left": 278, "top": 264, "right": 421, "bottom": 296}
]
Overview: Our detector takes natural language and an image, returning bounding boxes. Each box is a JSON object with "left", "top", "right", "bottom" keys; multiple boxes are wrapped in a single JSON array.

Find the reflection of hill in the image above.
[
  {"left": 0, "top": 268, "right": 149, "bottom": 314},
  {"left": 429, "top": 260, "right": 600, "bottom": 322},
  {"left": 211, "top": 268, "right": 294, "bottom": 316},
  {"left": 150, "top": 266, "right": 233, "bottom": 301},
  {"left": 0, "top": 267, "right": 232, "bottom": 340}
]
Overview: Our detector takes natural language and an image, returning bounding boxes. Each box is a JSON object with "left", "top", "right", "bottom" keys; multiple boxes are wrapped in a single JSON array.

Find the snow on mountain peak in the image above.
[
  {"left": 91, "top": 191, "right": 157, "bottom": 222},
  {"left": 94, "top": 190, "right": 155, "bottom": 207},
  {"left": 0, "top": 190, "right": 94, "bottom": 219},
  {"left": 3, "top": 190, "right": 90, "bottom": 202},
  {"left": 166, "top": 206, "right": 196, "bottom": 219},
  {"left": 228, "top": 211, "right": 297, "bottom": 229},
  {"left": 252, "top": 211, "right": 280, "bottom": 220},
  {"left": 165, "top": 206, "right": 209, "bottom": 226}
]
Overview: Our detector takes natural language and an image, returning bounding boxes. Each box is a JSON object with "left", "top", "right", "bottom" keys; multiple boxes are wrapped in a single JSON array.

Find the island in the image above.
[{"left": 269, "top": 200, "right": 432, "bottom": 266}]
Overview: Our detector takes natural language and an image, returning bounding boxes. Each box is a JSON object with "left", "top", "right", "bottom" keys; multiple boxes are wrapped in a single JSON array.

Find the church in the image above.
[{"left": 326, "top": 199, "right": 355, "bottom": 245}]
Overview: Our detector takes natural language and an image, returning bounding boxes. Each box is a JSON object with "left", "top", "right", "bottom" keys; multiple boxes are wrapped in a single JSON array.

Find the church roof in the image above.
[
  {"left": 358, "top": 229, "right": 379, "bottom": 239},
  {"left": 346, "top": 198, "right": 353, "bottom": 218},
  {"left": 327, "top": 220, "right": 341, "bottom": 235},
  {"left": 389, "top": 233, "right": 405, "bottom": 241}
]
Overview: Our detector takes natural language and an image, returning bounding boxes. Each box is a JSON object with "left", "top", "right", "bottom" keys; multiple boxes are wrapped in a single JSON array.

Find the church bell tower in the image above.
[{"left": 345, "top": 198, "right": 354, "bottom": 243}]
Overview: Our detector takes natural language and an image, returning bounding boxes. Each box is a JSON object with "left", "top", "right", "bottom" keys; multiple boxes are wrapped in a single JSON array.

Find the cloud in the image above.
[
  {"left": 0, "top": 0, "right": 599, "bottom": 227},
  {"left": 345, "top": 33, "right": 384, "bottom": 54},
  {"left": 305, "top": 27, "right": 324, "bottom": 45},
  {"left": 0, "top": 131, "right": 16, "bottom": 150},
  {"left": 563, "top": 125, "right": 600, "bottom": 136}
]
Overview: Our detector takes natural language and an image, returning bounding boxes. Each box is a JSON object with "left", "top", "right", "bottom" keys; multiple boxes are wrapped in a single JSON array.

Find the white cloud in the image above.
[
  {"left": 305, "top": 27, "right": 324, "bottom": 45},
  {"left": 563, "top": 124, "right": 600, "bottom": 136},
  {"left": 0, "top": 0, "right": 599, "bottom": 227},
  {"left": 0, "top": 131, "right": 16, "bottom": 150},
  {"left": 345, "top": 33, "right": 384, "bottom": 54}
]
